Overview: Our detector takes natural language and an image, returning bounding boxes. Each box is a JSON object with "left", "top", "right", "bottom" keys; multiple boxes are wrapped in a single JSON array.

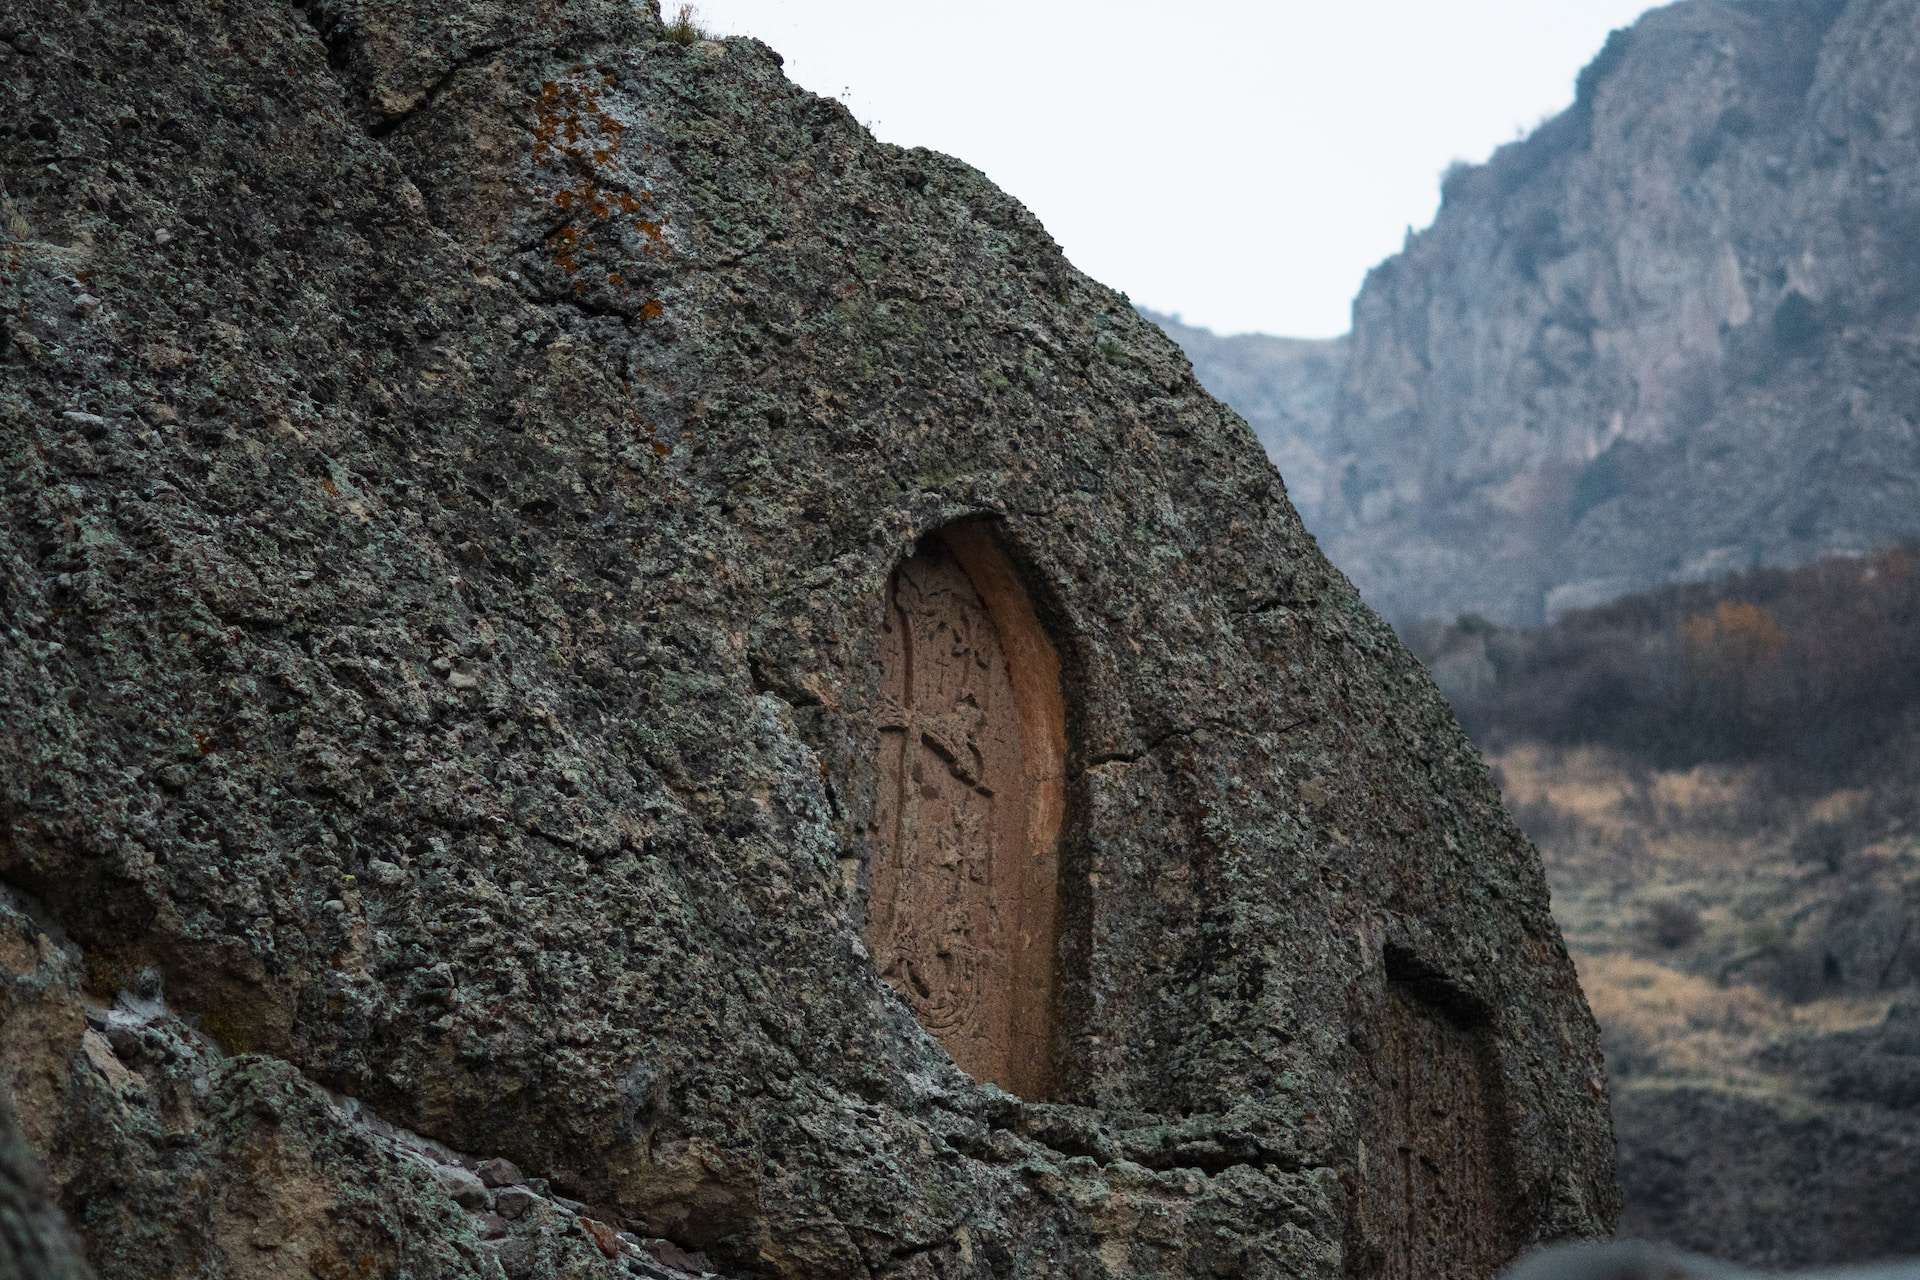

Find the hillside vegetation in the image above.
[
  {"left": 1409, "top": 550, "right": 1920, "bottom": 1266},
  {"left": 1410, "top": 544, "right": 1920, "bottom": 787}
]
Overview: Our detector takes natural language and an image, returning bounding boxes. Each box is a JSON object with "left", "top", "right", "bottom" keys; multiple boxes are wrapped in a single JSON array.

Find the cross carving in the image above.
[{"left": 874, "top": 691, "right": 993, "bottom": 794}]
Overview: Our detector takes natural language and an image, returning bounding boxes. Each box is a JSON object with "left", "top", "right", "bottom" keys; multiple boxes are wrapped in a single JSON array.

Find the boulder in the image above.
[{"left": 0, "top": 0, "right": 1615, "bottom": 1274}]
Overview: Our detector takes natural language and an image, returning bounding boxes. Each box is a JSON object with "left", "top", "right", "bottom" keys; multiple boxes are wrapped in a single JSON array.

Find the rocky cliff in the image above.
[
  {"left": 0, "top": 0, "right": 1613, "bottom": 1277},
  {"left": 1167, "top": 0, "right": 1920, "bottom": 626}
]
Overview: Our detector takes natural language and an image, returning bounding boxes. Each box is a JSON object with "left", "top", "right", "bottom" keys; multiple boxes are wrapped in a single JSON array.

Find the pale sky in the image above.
[{"left": 693, "top": 1, "right": 1667, "bottom": 338}]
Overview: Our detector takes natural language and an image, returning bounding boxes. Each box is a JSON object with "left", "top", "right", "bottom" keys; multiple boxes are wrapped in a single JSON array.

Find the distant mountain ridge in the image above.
[{"left": 1159, "top": 0, "right": 1920, "bottom": 624}]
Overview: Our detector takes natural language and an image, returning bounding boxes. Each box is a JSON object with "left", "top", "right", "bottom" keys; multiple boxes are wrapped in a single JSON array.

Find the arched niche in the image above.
[
  {"left": 1349, "top": 946, "right": 1518, "bottom": 1280},
  {"left": 864, "top": 521, "right": 1067, "bottom": 1100}
]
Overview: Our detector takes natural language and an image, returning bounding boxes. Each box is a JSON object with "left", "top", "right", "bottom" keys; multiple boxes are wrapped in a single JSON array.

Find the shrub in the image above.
[
  {"left": 1404, "top": 544, "right": 1920, "bottom": 789},
  {"left": 1645, "top": 900, "right": 1705, "bottom": 951},
  {"left": 1510, "top": 207, "right": 1567, "bottom": 281},
  {"left": 1791, "top": 820, "right": 1849, "bottom": 873},
  {"left": 664, "top": 3, "right": 703, "bottom": 45},
  {"left": 1763, "top": 942, "right": 1834, "bottom": 1004},
  {"left": 1490, "top": 112, "right": 1583, "bottom": 195},
  {"left": 1575, "top": 29, "right": 1634, "bottom": 119},
  {"left": 1687, "top": 108, "right": 1756, "bottom": 170},
  {"left": 1440, "top": 160, "right": 1477, "bottom": 206}
]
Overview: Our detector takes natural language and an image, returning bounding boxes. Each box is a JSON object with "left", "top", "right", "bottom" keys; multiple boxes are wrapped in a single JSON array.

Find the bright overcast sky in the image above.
[{"left": 693, "top": 0, "right": 1666, "bottom": 338}]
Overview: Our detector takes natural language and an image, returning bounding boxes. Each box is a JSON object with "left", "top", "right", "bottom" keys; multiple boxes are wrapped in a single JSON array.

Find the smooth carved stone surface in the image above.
[
  {"left": 868, "top": 529, "right": 1063, "bottom": 1099},
  {"left": 1354, "top": 981, "right": 1515, "bottom": 1280}
]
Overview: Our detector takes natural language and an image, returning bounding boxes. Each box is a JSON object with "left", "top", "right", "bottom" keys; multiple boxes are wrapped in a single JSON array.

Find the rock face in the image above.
[
  {"left": 1167, "top": 0, "right": 1920, "bottom": 625},
  {"left": 0, "top": 1092, "right": 93, "bottom": 1280},
  {"left": 0, "top": 0, "right": 1615, "bottom": 1276}
]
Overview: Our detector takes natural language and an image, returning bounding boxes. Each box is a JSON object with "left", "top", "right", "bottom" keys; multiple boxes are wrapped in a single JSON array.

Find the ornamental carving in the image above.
[{"left": 866, "top": 527, "right": 1065, "bottom": 1099}]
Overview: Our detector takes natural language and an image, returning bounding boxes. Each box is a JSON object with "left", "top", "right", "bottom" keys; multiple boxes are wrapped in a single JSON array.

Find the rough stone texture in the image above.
[
  {"left": 0, "top": 883, "right": 691, "bottom": 1279},
  {"left": 1139, "top": 310, "right": 1346, "bottom": 541},
  {"left": 1164, "top": 0, "right": 1920, "bottom": 626},
  {"left": 0, "top": 1093, "right": 94, "bottom": 1280},
  {"left": 0, "top": 0, "right": 1615, "bottom": 1276}
]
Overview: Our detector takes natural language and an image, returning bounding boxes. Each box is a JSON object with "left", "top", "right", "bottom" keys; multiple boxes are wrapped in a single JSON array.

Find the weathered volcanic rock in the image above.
[
  {"left": 1136, "top": 311, "right": 1346, "bottom": 536},
  {"left": 0, "top": 0, "right": 1615, "bottom": 1276},
  {"left": 0, "top": 1095, "right": 93, "bottom": 1280}
]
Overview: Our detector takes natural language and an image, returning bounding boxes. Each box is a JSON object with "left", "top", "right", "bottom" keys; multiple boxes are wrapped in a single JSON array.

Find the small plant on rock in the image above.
[{"left": 664, "top": 3, "right": 704, "bottom": 45}]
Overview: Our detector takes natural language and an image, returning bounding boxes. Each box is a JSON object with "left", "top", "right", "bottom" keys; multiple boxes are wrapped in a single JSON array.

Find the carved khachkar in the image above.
[
  {"left": 867, "top": 528, "right": 1065, "bottom": 1099},
  {"left": 1353, "top": 976, "right": 1517, "bottom": 1280}
]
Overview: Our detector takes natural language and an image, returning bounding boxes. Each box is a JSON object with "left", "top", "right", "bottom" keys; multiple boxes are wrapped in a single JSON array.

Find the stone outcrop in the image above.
[
  {"left": 0, "top": 1093, "right": 92, "bottom": 1280},
  {"left": 0, "top": 0, "right": 1615, "bottom": 1275},
  {"left": 1164, "top": 0, "right": 1920, "bottom": 626},
  {"left": 0, "top": 884, "right": 690, "bottom": 1279}
]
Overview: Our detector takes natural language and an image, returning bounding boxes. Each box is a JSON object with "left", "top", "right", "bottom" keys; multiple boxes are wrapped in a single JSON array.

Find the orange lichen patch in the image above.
[
  {"left": 640, "top": 298, "right": 664, "bottom": 321},
  {"left": 580, "top": 1219, "right": 622, "bottom": 1260},
  {"left": 529, "top": 73, "right": 667, "bottom": 300},
  {"left": 631, "top": 411, "right": 673, "bottom": 461}
]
